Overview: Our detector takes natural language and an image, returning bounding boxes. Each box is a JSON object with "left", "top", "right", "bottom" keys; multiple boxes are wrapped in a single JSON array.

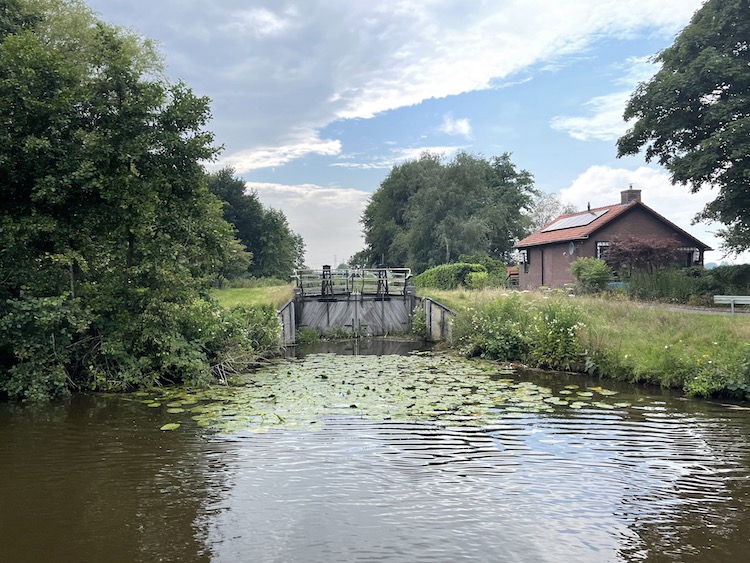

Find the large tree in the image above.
[
  {"left": 528, "top": 192, "right": 578, "bottom": 232},
  {"left": 0, "top": 0, "right": 242, "bottom": 399},
  {"left": 207, "top": 168, "right": 305, "bottom": 278},
  {"left": 617, "top": 0, "right": 750, "bottom": 252},
  {"left": 359, "top": 152, "right": 536, "bottom": 273}
]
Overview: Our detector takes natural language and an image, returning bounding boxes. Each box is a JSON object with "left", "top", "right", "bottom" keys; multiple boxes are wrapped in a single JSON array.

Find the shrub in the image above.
[
  {"left": 0, "top": 295, "right": 91, "bottom": 401},
  {"left": 413, "top": 263, "right": 487, "bottom": 290},
  {"left": 527, "top": 300, "right": 585, "bottom": 370},
  {"left": 466, "top": 271, "right": 489, "bottom": 290},
  {"left": 453, "top": 294, "right": 530, "bottom": 361},
  {"left": 295, "top": 327, "right": 321, "bottom": 345},
  {"left": 704, "top": 264, "right": 750, "bottom": 295},
  {"left": 569, "top": 257, "right": 611, "bottom": 292},
  {"left": 626, "top": 268, "right": 698, "bottom": 303},
  {"left": 410, "top": 305, "right": 428, "bottom": 339}
]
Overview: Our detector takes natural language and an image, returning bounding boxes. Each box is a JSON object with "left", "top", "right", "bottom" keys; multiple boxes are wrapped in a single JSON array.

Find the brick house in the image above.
[{"left": 513, "top": 189, "right": 712, "bottom": 289}]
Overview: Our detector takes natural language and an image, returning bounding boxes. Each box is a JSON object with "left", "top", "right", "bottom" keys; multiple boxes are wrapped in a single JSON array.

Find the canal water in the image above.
[{"left": 1, "top": 341, "right": 750, "bottom": 562}]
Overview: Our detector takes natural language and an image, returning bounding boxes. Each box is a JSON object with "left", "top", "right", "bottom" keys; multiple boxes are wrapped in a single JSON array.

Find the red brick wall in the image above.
[{"left": 518, "top": 242, "right": 577, "bottom": 289}]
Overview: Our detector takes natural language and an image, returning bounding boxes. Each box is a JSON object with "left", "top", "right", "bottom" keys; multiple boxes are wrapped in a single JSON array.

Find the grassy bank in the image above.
[
  {"left": 212, "top": 284, "right": 294, "bottom": 309},
  {"left": 421, "top": 288, "right": 750, "bottom": 400}
]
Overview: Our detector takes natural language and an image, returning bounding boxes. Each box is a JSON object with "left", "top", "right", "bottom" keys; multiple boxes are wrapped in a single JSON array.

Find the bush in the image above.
[
  {"left": 410, "top": 305, "right": 428, "bottom": 339},
  {"left": 704, "top": 264, "right": 750, "bottom": 295},
  {"left": 527, "top": 301, "right": 585, "bottom": 370},
  {"left": 569, "top": 258, "right": 611, "bottom": 292},
  {"left": 413, "top": 263, "right": 487, "bottom": 290},
  {"left": 453, "top": 295, "right": 530, "bottom": 361},
  {"left": 453, "top": 295, "right": 586, "bottom": 371},
  {"left": 0, "top": 295, "right": 91, "bottom": 401},
  {"left": 466, "top": 271, "right": 489, "bottom": 290},
  {"left": 626, "top": 268, "right": 698, "bottom": 303}
]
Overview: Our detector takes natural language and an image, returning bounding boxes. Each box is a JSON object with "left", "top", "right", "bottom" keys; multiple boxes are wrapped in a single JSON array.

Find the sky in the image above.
[{"left": 86, "top": 0, "right": 742, "bottom": 268}]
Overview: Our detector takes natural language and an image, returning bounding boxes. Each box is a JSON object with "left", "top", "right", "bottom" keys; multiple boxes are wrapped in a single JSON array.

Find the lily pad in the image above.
[
  {"left": 159, "top": 423, "right": 181, "bottom": 431},
  {"left": 138, "top": 352, "right": 638, "bottom": 434}
]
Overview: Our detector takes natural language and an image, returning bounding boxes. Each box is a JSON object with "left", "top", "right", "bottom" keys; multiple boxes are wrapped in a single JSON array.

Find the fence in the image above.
[{"left": 422, "top": 297, "right": 455, "bottom": 342}]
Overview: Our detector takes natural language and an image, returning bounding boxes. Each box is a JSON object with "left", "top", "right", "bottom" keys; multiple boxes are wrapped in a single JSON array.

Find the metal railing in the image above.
[{"left": 294, "top": 267, "right": 412, "bottom": 298}]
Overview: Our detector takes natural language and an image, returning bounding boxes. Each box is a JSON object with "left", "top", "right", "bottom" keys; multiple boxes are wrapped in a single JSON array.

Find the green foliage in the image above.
[
  {"left": 0, "top": 1, "right": 280, "bottom": 400},
  {"left": 360, "top": 152, "right": 536, "bottom": 272},
  {"left": 207, "top": 168, "right": 305, "bottom": 279},
  {"left": 413, "top": 263, "right": 487, "bottom": 290},
  {"left": 410, "top": 304, "right": 428, "bottom": 339},
  {"left": 453, "top": 296, "right": 529, "bottom": 361},
  {"left": 620, "top": 265, "right": 750, "bottom": 304},
  {"left": 705, "top": 264, "right": 750, "bottom": 295},
  {"left": 453, "top": 295, "right": 585, "bottom": 371},
  {"left": 466, "top": 271, "right": 489, "bottom": 290},
  {"left": 322, "top": 326, "right": 357, "bottom": 340},
  {"left": 0, "top": 295, "right": 90, "bottom": 401},
  {"left": 569, "top": 258, "right": 611, "bottom": 292},
  {"left": 626, "top": 268, "right": 698, "bottom": 303},
  {"left": 527, "top": 301, "right": 585, "bottom": 370},
  {"left": 458, "top": 252, "right": 509, "bottom": 287},
  {"left": 617, "top": 0, "right": 750, "bottom": 252},
  {"left": 295, "top": 327, "right": 321, "bottom": 345}
]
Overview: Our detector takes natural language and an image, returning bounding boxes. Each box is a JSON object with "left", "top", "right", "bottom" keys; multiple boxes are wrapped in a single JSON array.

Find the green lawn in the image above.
[{"left": 212, "top": 284, "right": 294, "bottom": 309}]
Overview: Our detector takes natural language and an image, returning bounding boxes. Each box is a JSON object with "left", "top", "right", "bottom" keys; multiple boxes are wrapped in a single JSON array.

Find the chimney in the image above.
[{"left": 621, "top": 184, "right": 641, "bottom": 205}]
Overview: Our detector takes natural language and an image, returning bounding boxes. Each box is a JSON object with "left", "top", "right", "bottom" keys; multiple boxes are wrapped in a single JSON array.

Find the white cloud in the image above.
[
  {"left": 331, "top": 145, "right": 464, "bottom": 170},
  {"left": 90, "top": 0, "right": 702, "bottom": 169},
  {"left": 558, "top": 165, "right": 749, "bottom": 264},
  {"left": 550, "top": 92, "right": 631, "bottom": 141},
  {"left": 221, "top": 7, "right": 295, "bottom": 38},
  {"left": 246, "top": 181, "right": 371, "bottom": 269},
  {"left": 213, "top": 134, "right": 342, "bottom": 173},
  {"left": 550, "top": 56, "right": 660, "bottom": 141},
  {"left": 439, "top": 114, "right": 473, "bottom": 138},
  {"left": 329, "top": 0, "right": 702, "bottom": 121}
]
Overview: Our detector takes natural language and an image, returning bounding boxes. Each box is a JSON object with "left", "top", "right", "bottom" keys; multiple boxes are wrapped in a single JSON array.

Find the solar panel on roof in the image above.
[{"left": 541, "top": 209, "right": 609, "bottom": 232}]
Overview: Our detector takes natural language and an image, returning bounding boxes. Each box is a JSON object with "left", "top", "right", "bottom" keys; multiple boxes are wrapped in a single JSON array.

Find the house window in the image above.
[
  {"left": 519, "top": 249, "right": 529, "bottom": 273},
  {"left": 679, "top": 247, "right": 700, "bottom": 266},
  {"left": 596, "top": 241, "right": 610, "bottom": 260}
]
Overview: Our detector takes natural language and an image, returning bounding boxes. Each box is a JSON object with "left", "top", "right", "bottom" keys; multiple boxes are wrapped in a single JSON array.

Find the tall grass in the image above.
[{"left": 433, "top": 289, "right": 750, "bottom": 400}]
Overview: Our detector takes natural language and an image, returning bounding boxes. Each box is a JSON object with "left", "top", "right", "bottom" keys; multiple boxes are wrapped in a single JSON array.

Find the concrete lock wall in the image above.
[
  {"left": 277, "top": 278, "right": 455, "bottom": 345},
  {"left": 295, "top": 295, "right": 416, "bottom": 337}
]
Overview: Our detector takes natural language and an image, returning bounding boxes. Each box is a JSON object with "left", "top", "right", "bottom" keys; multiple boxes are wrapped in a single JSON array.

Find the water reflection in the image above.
[
  {"left": 2, "top": 343, "right": 750, "bottom": 562},
  {"left": 0, "top": 395, "right": 226, "bottom": 562},
  {"left": 200, "top": 405, "right": 750, "bottom": 563}
]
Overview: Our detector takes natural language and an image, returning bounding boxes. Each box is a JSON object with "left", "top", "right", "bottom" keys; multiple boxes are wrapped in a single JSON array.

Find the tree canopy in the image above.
[
  {"left": 528, "top": 192, "right": 578, "bottom": 232},
  {"left": 207, "top": 168, "right": 305, "bottom": 279},
  {"left": 0, "top": 0, "right": 271, "bottom": 400},
  {"left": 605, "top": 235, "right": 684, "bottom": 275},
  {"left": 359, "top": 152, "right": 536, "bottom": 273},
  {"left": 617, "top": 0, "right": 750, "bottom": 252}
]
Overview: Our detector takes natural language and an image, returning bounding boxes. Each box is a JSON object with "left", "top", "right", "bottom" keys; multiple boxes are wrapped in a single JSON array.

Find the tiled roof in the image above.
[{"left": 514, "top": 201, "right": 711, "bottom": 250}]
